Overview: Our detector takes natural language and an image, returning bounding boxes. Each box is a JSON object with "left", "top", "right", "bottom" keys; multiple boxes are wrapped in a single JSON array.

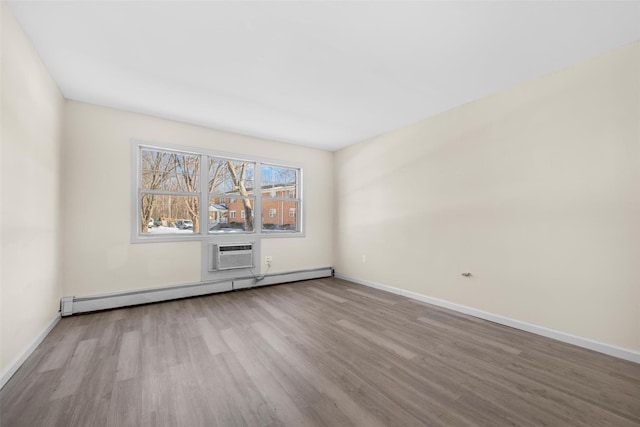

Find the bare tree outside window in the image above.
[
  {"left": 173, "top": 153, "right": 200, "bottom": 232},
  {"left": 209, "top": 158, "right": 255, "bottom": 233},
  {"left": 139, "top": 148, "right": 200, "bottom": 234}
]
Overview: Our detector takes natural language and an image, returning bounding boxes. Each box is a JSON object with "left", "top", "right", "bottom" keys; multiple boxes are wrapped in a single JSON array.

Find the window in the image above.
[
  {"left": 208, "top": 157, "right": 255, "bottom": 233},
  {"left": 261, "top": 164, "right": 300, "bottom": 232},
  {"left": 134, "top": 141, "right": 302, "bottom": 241},
  {"left": 138, "top": 147, "right": 200, "bottom": 236}
]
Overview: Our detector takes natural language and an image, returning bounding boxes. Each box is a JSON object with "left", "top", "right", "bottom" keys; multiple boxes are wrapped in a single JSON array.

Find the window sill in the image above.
[{"left": 132, "top": 231, "right": 303, "bottom": 243}]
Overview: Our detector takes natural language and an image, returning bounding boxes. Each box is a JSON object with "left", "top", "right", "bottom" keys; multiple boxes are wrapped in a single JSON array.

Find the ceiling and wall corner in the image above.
[{"left": 6, "top": 1, "right": 640, "bottom": 151}]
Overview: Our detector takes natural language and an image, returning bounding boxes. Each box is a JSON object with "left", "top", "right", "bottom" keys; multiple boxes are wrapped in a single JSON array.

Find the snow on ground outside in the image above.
[{"left": 148, "top": 226, "right": 195, "bottom": 234}]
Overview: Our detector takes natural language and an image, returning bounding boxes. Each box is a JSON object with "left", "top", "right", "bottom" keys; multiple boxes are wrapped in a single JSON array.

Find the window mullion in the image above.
[
  {"left": 141, "top": 189, "right": 196, "bottom": 197},
  {"left": 200, "top": 153, "right": 208, "bottom": 235},
  {"left": 256, "top": 162, "right": 262, "bottom": 234}
]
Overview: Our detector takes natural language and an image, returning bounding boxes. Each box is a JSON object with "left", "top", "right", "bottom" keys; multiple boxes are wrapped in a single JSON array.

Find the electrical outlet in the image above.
[
  {"left": 362, "top": 255, "right": 366, "bottom": 263},
  {"left": 265, "top": 256, "right": 273, "bottom": 266}
]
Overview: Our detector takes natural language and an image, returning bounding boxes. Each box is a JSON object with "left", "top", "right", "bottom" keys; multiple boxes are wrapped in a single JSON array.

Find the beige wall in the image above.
[
  {"left": 62, "top": 101, "right": 333, "bottom": 297},
  {"left": 334, "top": 42, "right": 640, "bottom": 351},
  {"left": 1, "top": 2, "right": 65, "bottom": 374}
]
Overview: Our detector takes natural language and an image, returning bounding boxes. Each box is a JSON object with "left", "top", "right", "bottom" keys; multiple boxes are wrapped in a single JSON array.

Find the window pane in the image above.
[
  {"left": 261, "top": 164, "right": 298, "bottom": 198},
  {"left": 173, "top": 153, "right": 200, "bottom": 192},
  {"left": 208, "top": 158, "right": 254, "bottom": 196},
  {"left": 208, "top": 197, "right": 254, "bottom": 233},
  {"left": 140, "top": 194, "right": 200, "bottom": 234},
  {"left": 141, "top": 149, "right": 200, "bottom": 192},
  {"left": 262, "top": 200, "right": 298, "bottom": 231},
  {"left": 141, "top": 150, "right": 171, "bottom": 190},
  {"left": 141, "top": 150, "right": 171, "bottom": 174}
]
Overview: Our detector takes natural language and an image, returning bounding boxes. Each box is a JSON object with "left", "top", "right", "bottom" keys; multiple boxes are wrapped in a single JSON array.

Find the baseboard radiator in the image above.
[{"left": 61, "top": 267, "right": 332, "bottom": 316}]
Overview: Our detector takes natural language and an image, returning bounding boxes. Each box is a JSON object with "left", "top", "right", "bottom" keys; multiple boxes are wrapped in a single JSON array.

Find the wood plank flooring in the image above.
[{"left": 1, "top": 277, "right": 639, "bottom": 426}]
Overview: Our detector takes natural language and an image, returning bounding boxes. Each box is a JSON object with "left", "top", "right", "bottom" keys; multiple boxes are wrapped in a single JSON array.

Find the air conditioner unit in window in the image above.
[{"left": 210, "top": 243, "right": 254, "bottom": 271}]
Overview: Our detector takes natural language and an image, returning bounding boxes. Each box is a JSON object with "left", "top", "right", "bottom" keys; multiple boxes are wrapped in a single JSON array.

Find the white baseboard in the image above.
[
  {"left": 1, "top": 312, "right": 61, "bottom": 389},
  {"left": 64, "top": 267, "right": 333, "bottom": 315},
  {"left": 334, "top": 273, "right": 640, "bottom": 364}
]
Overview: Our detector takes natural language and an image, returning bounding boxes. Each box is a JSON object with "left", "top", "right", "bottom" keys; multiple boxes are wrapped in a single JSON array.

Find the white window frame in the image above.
[
  {"left": 229, "top": 210, "right": 236, "bottom": 219},
  {"left": 131, "top": 140, "right": 304, "bottom": 243}
]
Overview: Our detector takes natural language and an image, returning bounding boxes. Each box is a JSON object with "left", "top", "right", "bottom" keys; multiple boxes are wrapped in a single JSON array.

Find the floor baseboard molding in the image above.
[
  {"left": 1, "top": 312, "right": 61, "bottom": 389},
  {"left": 63, "top": 267, "right": 333, "bottom": 315},
  {"left": 334, "top": 273, "right": 640, "bottom": 364}
]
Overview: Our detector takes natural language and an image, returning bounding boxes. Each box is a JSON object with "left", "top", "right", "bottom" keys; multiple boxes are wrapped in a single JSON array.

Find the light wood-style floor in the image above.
[{"left": 1, "top": 278, "right": 639, "bottom": 426}]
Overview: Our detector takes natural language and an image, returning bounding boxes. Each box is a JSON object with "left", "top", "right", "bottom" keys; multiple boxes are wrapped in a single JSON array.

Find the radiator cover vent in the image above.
[{"left": 210, "top": 243, "right": 254, "bottom": 271}]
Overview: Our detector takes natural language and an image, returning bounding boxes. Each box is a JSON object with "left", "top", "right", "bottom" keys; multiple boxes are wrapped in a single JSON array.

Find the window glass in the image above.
[
  {"left": 262, "top": 201, "right": 298, "bottom": 231},
  {"left": 261, "top": 164, "right": 300, "bottom": 232},
  {"left": 208, "top": 157, "right": 255, "bottom": 233},
  {"left": 139, "top": 148, "right": 200, "bottom": 235},
  {"left": 209, "top": 158, "right": 254, "bottom": 196},
  {"left": 261, "top": 165, "right": 298, "bottom": 198},
  {"left": 208, "top": 197, "right": 254, "bottom": 233}
]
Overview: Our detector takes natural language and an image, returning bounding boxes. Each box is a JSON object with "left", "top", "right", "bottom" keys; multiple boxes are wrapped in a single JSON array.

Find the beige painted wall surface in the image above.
[
  {"left": 62, "top": 101, "right": 333, "bottom": 297},
  {"left": 334, "top": 42, "right": 640, "bottom": 351},
  {"left": 1, "top": 2, "right": 65, "bottom": 374}
]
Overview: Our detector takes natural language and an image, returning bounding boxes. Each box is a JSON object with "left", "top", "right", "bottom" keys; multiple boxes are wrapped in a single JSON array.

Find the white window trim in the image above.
[{"left": 131, "top": 139, "right": 304, "bottom": 243}]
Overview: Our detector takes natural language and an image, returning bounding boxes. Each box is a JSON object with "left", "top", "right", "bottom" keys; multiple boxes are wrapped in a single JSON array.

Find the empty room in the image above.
[{"left": 1, "top": 1, "right": 639, "bottom": 426}]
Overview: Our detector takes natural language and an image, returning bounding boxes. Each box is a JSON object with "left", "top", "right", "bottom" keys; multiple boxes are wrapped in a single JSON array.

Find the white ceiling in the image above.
[{"left": 8, "top": 1, "right": 640, "bottom": 151}]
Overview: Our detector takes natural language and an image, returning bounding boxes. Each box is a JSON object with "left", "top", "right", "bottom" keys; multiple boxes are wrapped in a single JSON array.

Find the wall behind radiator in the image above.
[{"left": 61, "top": 101, "right": 333, "bottom": 298}]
